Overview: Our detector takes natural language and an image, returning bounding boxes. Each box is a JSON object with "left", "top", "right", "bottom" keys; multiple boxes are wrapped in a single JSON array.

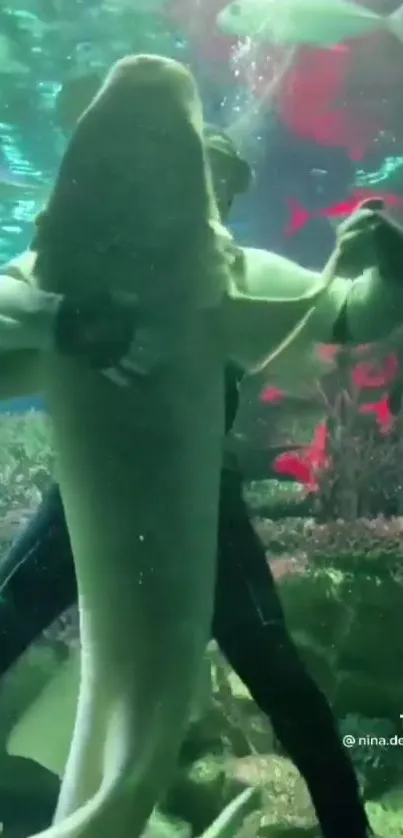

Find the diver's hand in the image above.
[
  {"left": 54, "top": 290, "right": 138, "bottom": 371},
  {"left": 336, "top": 197, "right": 403, "bottom": 281},
  {"left": 55, "top": 291, "right": 169, "bottom": 388},
  {"left": 101, "top": 347, "right": 146, "bottom": 387},
  {"left": 101, "top": 326, "right": 167, "bottom": 386}
]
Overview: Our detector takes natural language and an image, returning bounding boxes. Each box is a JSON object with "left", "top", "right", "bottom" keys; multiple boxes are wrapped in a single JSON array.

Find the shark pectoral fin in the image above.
[
  {"left": 200, "top": 787, "right": 261, "bottom": 838},
  {"left": 7, "top": 648, "right": 80, "bottom": 778},
  {"left": 142, "top": 811, "right": 192, "bottom": 838}
]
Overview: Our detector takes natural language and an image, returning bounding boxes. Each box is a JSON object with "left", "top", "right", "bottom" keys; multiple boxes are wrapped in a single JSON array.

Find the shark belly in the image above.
[{"left": 35, "top": 310, "right": 224, "bottom": 838}]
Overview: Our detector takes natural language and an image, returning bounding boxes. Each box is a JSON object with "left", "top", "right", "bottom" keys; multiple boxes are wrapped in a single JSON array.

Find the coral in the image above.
[
  {"left": 0, "top": 410, "right": 52, "bottom": 554},
  {"left": 238, "top": 334, "right": 403, "bottom": 520},
  {"left": 365, "top": 800, "right": 403, "bottom": 837}
]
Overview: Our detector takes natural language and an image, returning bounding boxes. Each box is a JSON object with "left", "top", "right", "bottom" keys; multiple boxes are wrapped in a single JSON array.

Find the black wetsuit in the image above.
[{"left": 0, "top": 363, "right": 370, "bottom": 838}]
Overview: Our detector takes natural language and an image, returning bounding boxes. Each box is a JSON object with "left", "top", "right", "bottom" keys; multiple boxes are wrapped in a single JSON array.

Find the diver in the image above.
[{"left": 0, "top": 124, "right": 401, "bottom": 838}]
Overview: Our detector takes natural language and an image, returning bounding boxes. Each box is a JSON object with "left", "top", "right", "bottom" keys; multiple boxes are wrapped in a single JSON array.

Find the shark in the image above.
[{"left": 0, "top": 53, "right": 359, "bottom": 838}]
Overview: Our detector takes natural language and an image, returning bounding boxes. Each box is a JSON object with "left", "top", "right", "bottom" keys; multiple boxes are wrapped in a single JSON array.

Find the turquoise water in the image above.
[{"left": 1, "top": 0, "right": 402, "bottom": 265}]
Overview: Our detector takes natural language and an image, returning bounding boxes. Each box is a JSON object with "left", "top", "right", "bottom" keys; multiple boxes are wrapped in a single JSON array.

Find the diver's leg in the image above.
[
  {"left": 212, "top": 466, "right": 371, "bottom": 838},
  {"left": 0, "top": 483, "right": 77, "bottom": 675}
]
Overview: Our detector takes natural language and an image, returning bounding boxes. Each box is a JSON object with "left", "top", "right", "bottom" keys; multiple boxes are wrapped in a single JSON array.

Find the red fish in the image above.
[
  {"left": 221, "top": 42, "right": 374, "bottom": 159},
  {"left": 285, "top": 192, "right": 403, "bottom": 236},
  {"left": 260, "top": 386, "right": 285, "bottom": 403},
  {"left": 167, "top": 7, "right": 402, "bottom": 164},
  {"left": 359, "top": 395, "right": 395, "bottom": 435},
  {"left": 306, "top": 422, "right": 330, "bottom": 471},
  {"left": 273, "top": 45, "right": 381, "bottom": 160},
  {"left": 352, "top": 354, "right": 398, "bottom": 389},
  {"left": 274, "top": 453, "right": 317, "bottom": 489},
  {"left": 316, "top": 345, "right": 340, "bottom": 362},
  {"left": 274, "top": 421, "right": 330, "bottom": 492}
]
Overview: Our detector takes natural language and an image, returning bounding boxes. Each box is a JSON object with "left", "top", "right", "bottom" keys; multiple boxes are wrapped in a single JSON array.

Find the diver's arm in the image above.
[
  {"left": 0, "top": 250, "right": 139, "bottom": 397},
  {"left": 0, "top": 258, "right": 60, "bottom": 399},
  {"left": 332, "top": 196, "right": 403, "bottom": 342},
  {"left": 223, "top": 247, "right": 350, "bottom": 372},
  {"left": 0, "top": 272, "right": 61, "bottom": 352},
  {"left": 224, "top": 246, "right": 403, "bottom": 372},
  {"left": 335, "top": 267, "right": 403, "bottom": 344},
  {"left": 0, "top": 257, "right": 55, "bottom": 398}
]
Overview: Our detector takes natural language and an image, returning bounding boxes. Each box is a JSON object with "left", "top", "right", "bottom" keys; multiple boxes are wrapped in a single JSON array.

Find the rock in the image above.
[
  {"left": 163, "top": 756, "right": 227, "bottom": 834},
  {"left": 226, "top": 755, "right": 316, "bottom": 831}
]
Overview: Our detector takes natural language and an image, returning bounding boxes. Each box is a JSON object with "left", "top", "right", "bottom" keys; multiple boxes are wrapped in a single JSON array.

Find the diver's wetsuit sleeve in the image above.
[
  {"left": 0, "top": 483, "right": 77, "bottom": 677},
  {"left": 0, "top": 252, "right": 60, "bottom": 349}
]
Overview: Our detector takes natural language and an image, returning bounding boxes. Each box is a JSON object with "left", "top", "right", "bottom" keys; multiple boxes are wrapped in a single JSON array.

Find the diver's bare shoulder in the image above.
[
  {"left": 4, "top": 249, "right": 38, "bottom": 284},
  {"left": 0, "top": 249, "right": 48, "bottom": 399},
  {"left": 222, "top": 243, "right": 350, "bottom": 371}
]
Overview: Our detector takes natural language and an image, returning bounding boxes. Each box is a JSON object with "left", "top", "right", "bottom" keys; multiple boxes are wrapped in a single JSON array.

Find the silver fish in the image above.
[{"left": 217, "top": 0, "right": 403, "bottom": 49}]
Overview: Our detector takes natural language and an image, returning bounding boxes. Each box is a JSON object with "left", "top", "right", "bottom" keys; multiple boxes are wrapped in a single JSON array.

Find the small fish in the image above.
[
  {"left": 274, "top": 452, "right": 317, "bottom": 489},
  {"left": 274, "top": 421, "right": 330, "bottom": 491},
  {"left": 359, "top": 396, "right": 395, "bottom": 435},
  {"left": 217, "top": 0, "right": 403, "bottom": 49},
  {"left": 260, "top": 385, "right": 285, "bottom": 403},
  {"left": 316, "top": 344, "right": 340, "bottom": 363},
  {"left": 285, "top": 192, "right": 403, "bottom": 236},
  {"left": 352, "top": 353, "right": 398, "bottom": 389}
]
